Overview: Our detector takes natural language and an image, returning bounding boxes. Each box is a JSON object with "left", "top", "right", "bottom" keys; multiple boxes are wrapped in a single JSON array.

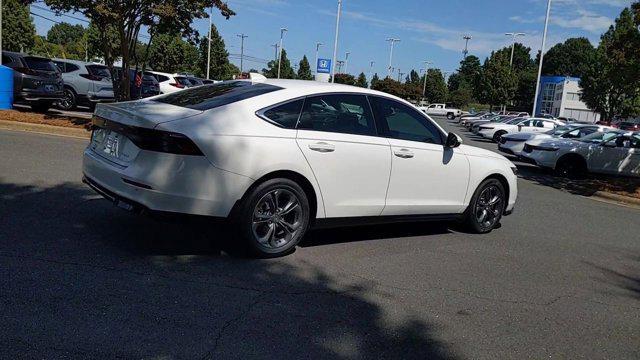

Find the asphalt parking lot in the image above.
[{"left": 0, "top": 116, "right": 639, "bottom": 359}]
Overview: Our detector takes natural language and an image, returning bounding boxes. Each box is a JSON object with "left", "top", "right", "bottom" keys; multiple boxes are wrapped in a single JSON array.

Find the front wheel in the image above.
[
  {"left": 462, "top": 179, "right": 505, "bottom": 234},
  {"left": 447, "top": 113, "right": 455, "bottom": 120},
  {"left": 57, "top": 88, "right": 76, "bottom": 110},
  {"left": 233, "top": 178, "right": 310, "bottom": 258},
  {"left": 493, "top": 131, "right": 507, "bottom": 143}
]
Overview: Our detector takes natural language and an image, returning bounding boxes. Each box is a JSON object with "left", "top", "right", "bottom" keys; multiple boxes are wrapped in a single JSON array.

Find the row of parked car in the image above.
[
  {"left": 455, "top": 112, "right": 640, "bottom": 179},
  {"left": 1, "top": 51, "right": 214, "bottom": 112}
]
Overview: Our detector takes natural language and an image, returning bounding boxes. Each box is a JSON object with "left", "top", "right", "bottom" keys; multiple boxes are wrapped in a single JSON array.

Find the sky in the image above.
[{"left": 31, "top": 0, "right": 635, "bottom": 78}]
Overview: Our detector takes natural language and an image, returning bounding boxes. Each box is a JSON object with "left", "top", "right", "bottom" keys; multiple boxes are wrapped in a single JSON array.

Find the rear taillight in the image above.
[
  {"left": 92, "top": 116, "right": 203, "bottom": 156},
  {"left": 80, "top": 73, "right": 104, "bottom": 81},
  {"left": 169, "top": 83, "right": 185, "bottom": 88},
  {"left": 14, "top": 67, "right": 38, "bottom": 76}
]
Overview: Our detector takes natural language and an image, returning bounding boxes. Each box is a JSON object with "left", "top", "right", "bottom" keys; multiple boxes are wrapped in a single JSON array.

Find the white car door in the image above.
[
  {"left": 368, "top": 96, "right": 470, "bottom": 215},
  {"left": 296, "top": 94, "right": 392, "bottom": 218},
  {"left": 590, "top": 135, "right": 640, "bottom": 176}
]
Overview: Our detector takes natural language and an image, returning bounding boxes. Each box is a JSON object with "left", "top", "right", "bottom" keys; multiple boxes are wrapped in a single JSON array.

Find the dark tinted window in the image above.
[
  {"left": 154, "top": 81, "right": 282, "bottom": 111},
  {"left": 369, "top": 96, "right": 443, "bottom": 144},
  {"left": 298, "top": 94, "right": 376, "bottom": 136},
  {"left": 87, "top": 65, "right": 111, "bottom": 78},
  {"left": 189, "top": 77, "right": 204, "bottom": 86},
  {"left": 2, "top": 54, "right": 13, "bottom": 65},
  {"left": 175, "top": 77, "right": 192, "bottom": 86},
  {"left": 156, "top": 74, "right": 169, "bottom": 82},
  {"left": 24, "top": 57, "right": 57, "bottom": 71},
  {"left": 261, "top": 99, "right": 304, "bottom": 129},
  {"left": 53, "top": 61, "right": 65, "bottom": 72}
]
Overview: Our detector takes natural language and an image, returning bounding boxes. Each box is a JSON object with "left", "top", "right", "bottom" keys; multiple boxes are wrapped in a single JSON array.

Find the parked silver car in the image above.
[{"left": 52, "top": 59, "right": 114, "bottom": 110}]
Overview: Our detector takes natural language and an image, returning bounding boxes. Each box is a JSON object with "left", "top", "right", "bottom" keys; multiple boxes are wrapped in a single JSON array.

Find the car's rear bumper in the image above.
[
  {"left": 82, "top": 148, "right": 253, "bottom": 217},
  {"left": 16, "top": 90, "right": 64, "bottom": 101}
]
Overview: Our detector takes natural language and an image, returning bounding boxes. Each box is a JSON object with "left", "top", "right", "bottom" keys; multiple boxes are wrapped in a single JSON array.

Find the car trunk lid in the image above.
[{"left": 94, "top": 100, "right": 203, "bottom": 129}]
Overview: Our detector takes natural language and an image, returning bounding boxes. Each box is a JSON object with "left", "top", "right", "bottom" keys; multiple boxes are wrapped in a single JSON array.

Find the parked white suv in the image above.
[
  {"left": 52, "top": 59, "right": 114, "bottom": 110},
  {"left": 147, "top": 71, "right": 195, "bottom": 94},
  {"left": 419, "top": 103, "right": 463, "bottom": 120},
  {"left": 83, "top": 79, "right": 518, "bottom": 257}
]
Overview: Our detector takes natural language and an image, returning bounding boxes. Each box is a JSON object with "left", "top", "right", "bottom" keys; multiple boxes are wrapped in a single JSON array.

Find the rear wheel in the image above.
[
  {"left": 447, "top": 112, "right": 455, "bottom": 120},
  {"left": 493, "top": 130, "right": 507, "bottom": 143},
  {"left": 30, "top": 100, "right": 53, "bottom": 113},
  {"left": 233, "top": 178, "right": 310, "bottom": 258},
  {"left": 462, "top": 179, "right": 505, "bottom": 234},
  {"left": 57, "top": 88, "right": 76, "bottom": 110},
  {"left": 555, "top": 156, "right": 587, "bottom": 179}
]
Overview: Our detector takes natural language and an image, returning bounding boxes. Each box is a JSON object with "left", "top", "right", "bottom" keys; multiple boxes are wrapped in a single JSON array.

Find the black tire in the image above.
[
  {"left": 57, "top": 88, "right": 76, "bottom": 110},
  {"left": 447, "top": 113, "right": 455, "bottom": 120},
  {"left": 555, "top": 156, "right": 587, "bottom": 179},
  {"left": 88, "top": 102, "right": 97, "bottom": 112},
  {"left": 462, "top": 178, "right": 506, "bottom": 234},
  {"left": 232, "top": 178, "right": 310, "bottom": 258},
  {"left": 30, "top": 100, "right": 53, "bottom": 113},
  {"left": 493, "top": 130, "right": 507, "bottom": 143}
]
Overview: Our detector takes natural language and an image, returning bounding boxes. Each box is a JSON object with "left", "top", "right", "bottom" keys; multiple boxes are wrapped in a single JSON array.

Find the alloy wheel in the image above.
[
  {"left": 474, "top": 185, "right": 503, "bottom": 230},
  {"left": 251, "top": 188, "right": 303, "bottom": 249},
  {"left": 59, "top": 89, "right": 74, "bottom": 110}
]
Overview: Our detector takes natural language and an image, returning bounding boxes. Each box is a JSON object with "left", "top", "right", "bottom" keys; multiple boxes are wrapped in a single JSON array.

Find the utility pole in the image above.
[
  {"left": 462, "top": 35, "right": 472, "bottom": 59},
  {"left": 421, "top": 61, "right": 432, "bottom": 101},
  {"left": 331, "top": 0, "right": 343, "bottom": 83},
  {"left": 277, "top": 28, "right": 287, "bottom": 79},
  {"left": 206, "top": 6, "right": 213, "bottom": 80},
  {"left": 336, "top": 60, "right": 345, "bottom": 74},
  {"left": 533, "top": 0, "right": 552, "bottom": 116},
  {"left": 237, "top": 34, "right": 248, "bottom": 74},
  {"left": 344, "top": 51, "right": 350, "bottom": 74},
  {"left": 369, "top": 61, "right": 375, "bottom": 87},
  {"left": 505, "top": 32, "right": 526, "bottom": 69},
  {"left": 314, "top": 42, "right": 323, "bottom": 76},
  {"left": 271, "top": 43, "right": 279, "bottom": 61},
  {"left": 397, "top": 68, "right": 403, "bottom": 82},
  {"left": 386, "top": 38, "right": 401, "bottom": 78}
]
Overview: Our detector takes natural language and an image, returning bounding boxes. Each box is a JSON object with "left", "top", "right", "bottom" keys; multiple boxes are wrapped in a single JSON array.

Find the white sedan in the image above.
[
  {"left": 498, "top": 124, "right": 610, "bottom": 157},
  {"left": 83, "top": 78, "right": 518, "bottom": 257},
  {"left": 521, "top": 130, "right": 640, "bottom": 178},
  {"left": 478, "top": 118, "right": 565, "bottom": 142}
]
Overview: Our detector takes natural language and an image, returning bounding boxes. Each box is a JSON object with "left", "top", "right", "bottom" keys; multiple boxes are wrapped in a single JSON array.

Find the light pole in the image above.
[
  {"left": 314, "top": 42, "right": 323, "bottom": 76},
  {"left": 336, "top": 60, "right": 345, "bottom": 74},
  {"left": 344, "top": 51, "right": 350, "bottom": 74},
  {"left": 397, "top": 68, "right": 403, "bottom": 82},
  {"left": 462, "top": 35, "right": 472, "bottom": 59},
  {"left": 237, "top": 33, "right": 248, "bottom": 74},
  {"left": 532, "top": 0, "right": 552, "bottom": 116},
  {"left": 206, "top": 6, "right": 213, "bottom": 79},
  {"left": 421, "top": 61, "right": 432, "bottom": 101},
  {"left": 369, "top": 61, "right": 375, "bottom": 87},
  {"left": 505, "top": 32, "right": 526, "bottom": 69},
  {"left": 271, "top": 43, "right": 279, "bottom": 61},
  {"left": 331, "top": 0, "right": 343, "bottom": 83},
  {"left": 386, "top": 38, "right": 400, "bottom": 78},
  {"left": 277, "top": 28, "right": 287, "bottom": 79}
]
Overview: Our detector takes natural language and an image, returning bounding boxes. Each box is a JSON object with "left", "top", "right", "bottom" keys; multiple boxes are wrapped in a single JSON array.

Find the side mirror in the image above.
[{"left": 445, "top": 132, "right": 461, "bottom": 148}]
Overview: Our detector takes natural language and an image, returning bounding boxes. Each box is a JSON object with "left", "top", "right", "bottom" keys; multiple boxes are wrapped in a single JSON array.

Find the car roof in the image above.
[
  {"left": 251, "top": 79, "right": 409, "bottom": 102},
  {"left": 3, "top": 51, "right": 50, "bottom": 61}
]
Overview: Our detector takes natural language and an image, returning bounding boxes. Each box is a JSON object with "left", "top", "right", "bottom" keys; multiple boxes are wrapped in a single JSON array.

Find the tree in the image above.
[
  {"left": 1, "top": 0, "right": 36, "bottom": 52},
  {"left": 45, "top": 0, "right": 234, "bottom": 100},
  {"left": 148, "top": 33, "right": 199, "bottom": 75},
  {"left": 448, "top": 81, "right": 473, "bottom": 108},
  {"left": 406, "top": 69, "right": 421, "bottom": 86},
  {"left": 263, "top": 49, "right": 295, "bottom": 79},
  {"left": 424, "top": 69, "right": 448, "bottom": 103},
  {"left": 370, "top": 73, "right": 380, "bottom": 88},
  {"left": 494, "top": 43, "right": 534, "bottom": 72},
  {"left": 542, "top": 38, "right": 597, "bottom": 78},
  {"left": 371, "top": 78, "right": 406, "bottom": 98},
  {"left": 458, "top": 55, "right": 482, "bottom": 101},
  {"left": 198, "top": 24, "right": 235, "bottom": 80},
  {"left": 477, "top": 53, "right": 518, "bottom": 109},
  {"left": 513, "top": 66, "right": 537, "bottom": 111},
  {"left": 86, "top": 21, "right": 120, "bottom": 63},
  {"left": 356, "top": 72, "right": 368, "bottom": 88},
  {"left": 333, "top": 73, "right": 356, "bottom": 85},
  {"left": 581, "top": 7, "right": 640, "bottom": 120},
  {"left": 47, "top": 22, "right": 85, "bottom": 45},
  {"left": 297, "top": 55, "right": 312, "bottom": 80}
]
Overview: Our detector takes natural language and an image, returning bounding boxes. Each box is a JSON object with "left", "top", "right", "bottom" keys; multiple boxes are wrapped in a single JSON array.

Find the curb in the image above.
[
  {"left": 0, "top": 120, "right": 90, "bottom": 139},
  {"left": 591, "top": 191, "right": 640, "bottom": 207}
]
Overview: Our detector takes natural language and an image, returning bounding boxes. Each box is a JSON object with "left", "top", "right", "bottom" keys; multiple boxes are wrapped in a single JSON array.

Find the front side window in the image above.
[
  {"left": 261, "top": 99, "right": 304, "bottom": 129},
  {"left": 369, "top": 96, "right": 443, "bottom": 145},
  {"left": 298, "top": 94, "right": 376, "bottom": 136},
  {"left": 154, "top": 81, "right": 282, "bottom": 111}
]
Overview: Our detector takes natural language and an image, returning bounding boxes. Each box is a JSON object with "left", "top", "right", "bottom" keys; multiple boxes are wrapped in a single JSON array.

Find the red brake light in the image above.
[
  {"left": 80, "top": 73, "right": 103, "bottom": 81},
  {"left": 14, "top": 67, "right": 38, "bottom": 76},
  {"left": 169, "top": 83, "right": 185, "bottom": 88}
]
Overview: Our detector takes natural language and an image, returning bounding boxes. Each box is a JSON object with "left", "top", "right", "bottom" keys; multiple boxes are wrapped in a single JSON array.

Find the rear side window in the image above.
[
  {"left": 156, "top": 74, "right": 169, "bottom": 82},
  {"left": 154, "top": 81, "right": 282, "bottom": 111},
  {"left": 175, "top": 77, "right": 192, "bottom": 86},
  {"left": 24, "top": 57, "right": 57, "bottom": 72},
  {"left": 260, "top": 99, "right": 304, "bottom": 129},
  {"left": 298, "top": 94, "right": 376, "bottom": 136},
  {"left": 87, "top": 65, "right": 111, "bottom": 78}
]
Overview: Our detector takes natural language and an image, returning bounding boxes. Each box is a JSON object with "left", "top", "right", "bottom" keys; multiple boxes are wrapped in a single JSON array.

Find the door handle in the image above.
[
  {"left": 393, "top": 149, "right": 414, "bottom": 158},
  {"left": 308, "top": 142, "right": 335, "bottom": 153}
]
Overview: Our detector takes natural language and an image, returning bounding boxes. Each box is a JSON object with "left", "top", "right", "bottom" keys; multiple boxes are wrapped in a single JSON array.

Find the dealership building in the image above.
[{"left": 535, "top": 76, "right": 601, "bottom": 123}]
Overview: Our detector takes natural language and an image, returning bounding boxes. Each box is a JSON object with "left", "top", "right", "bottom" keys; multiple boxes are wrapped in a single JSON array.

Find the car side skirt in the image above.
[{"left": 312, "top": 214, "right": 462, "bottom": 229}]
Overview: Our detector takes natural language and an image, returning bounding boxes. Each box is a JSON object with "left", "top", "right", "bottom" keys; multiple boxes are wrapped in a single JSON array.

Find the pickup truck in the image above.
[{"left": 418, "top": 103, "right": 463, "bottom": 120}]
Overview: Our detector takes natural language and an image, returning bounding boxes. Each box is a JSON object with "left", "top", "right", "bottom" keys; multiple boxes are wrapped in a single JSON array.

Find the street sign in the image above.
[{"left": 317, "top": 59, "right": 332, "bottom": 74}]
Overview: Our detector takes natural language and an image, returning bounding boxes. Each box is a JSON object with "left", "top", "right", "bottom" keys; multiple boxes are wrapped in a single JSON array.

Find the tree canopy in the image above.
[
  {"left": 297, "top": 55, "right": 312, "bottom": 80},
  {"left": 356, "top": 73, "right": 368, "bottom": 88},
  {"left": 149, "top": 34, "right": 199, "bottom": 75},
  {"left": 263, "top": 49, "right": 295, "bottom": 79},
  {"left": 542, "top": 37, "right": 597, "bottom": 78},
  {"left": 1, "top": 0, "right": 36, "bottom": 52},
  {"left": 198, "top": 24, "right": 236, "bottom": 80}
]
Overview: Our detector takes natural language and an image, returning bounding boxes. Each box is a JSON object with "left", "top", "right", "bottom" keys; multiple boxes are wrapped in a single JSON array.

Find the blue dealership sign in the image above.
[{"left": 317, "top": 59, "right": 331, "bottom": 74}]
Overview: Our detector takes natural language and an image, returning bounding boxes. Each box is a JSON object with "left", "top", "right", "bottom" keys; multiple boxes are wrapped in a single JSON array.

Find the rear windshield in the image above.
[
  {"left": 86, "top": 65, "right": 111, "bottom": 78},
  {"left": 189, "top": 77, "right": 204, "bottom": 86},
  {"left": 24, "top": 57, "right": 57, "bottom": 71},
  {"left": 175, "top": 77, "right": 192, "bottom": 86},
  {"left": 154, "top": 81, "right": 282, "bottom": 111}
]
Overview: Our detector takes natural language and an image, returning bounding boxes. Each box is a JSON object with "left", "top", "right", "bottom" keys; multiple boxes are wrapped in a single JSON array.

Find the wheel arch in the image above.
[
  {"left": 233, "top": 170, "right": 319, "bottom": 224},
  {"left": 556, "top": 152, "right": 587, "bottom": 170},
  {"left": 483, "top": 173, "right": 510, "bottom": 211}
]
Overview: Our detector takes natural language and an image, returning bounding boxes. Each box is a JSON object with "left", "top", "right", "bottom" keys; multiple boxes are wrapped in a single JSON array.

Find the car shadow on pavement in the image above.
[
  {"left": 584, "top": 254, "right": 640, "bottom": 301},
  {"left": 0, "top": 180, "right": 459, "bottom": 359}
]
